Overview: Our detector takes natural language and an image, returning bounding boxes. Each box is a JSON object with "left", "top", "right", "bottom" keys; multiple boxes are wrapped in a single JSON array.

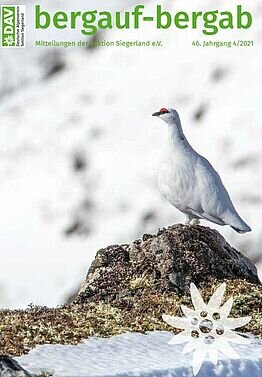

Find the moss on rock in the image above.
[{"left": 0, "top": 225, "right": 261, "bottom": 356}]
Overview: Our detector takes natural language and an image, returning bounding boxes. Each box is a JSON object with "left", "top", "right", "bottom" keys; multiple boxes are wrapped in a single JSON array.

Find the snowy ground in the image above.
[
  {"left": 17, "top": 331, "right": 262, "bottom": 377},
  {"left": 0, "top": 0, "right": 262, "bottom": 308}
]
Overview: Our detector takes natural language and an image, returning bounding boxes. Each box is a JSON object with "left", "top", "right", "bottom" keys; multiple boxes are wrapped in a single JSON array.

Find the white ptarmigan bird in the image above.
[{"left": 152, "top": 107, "right": 251, "bottom": 233}]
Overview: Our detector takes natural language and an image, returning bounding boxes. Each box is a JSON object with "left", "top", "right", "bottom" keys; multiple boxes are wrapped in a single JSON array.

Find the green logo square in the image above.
[{"left": 1, "top": 6, "right": 16, "bottom": 47}]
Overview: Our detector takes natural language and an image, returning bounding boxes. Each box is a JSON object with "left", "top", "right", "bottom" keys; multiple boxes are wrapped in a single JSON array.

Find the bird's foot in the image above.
[
  {"left": 185, "top": 218, "right": 200, "bottom": 225},
  {"left": 191, "top": 218, "right": 200, "bottom": 225}
]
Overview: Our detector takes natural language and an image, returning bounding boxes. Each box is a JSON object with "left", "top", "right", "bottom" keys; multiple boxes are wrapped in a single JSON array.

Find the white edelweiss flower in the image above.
[
  {"left": 163, "top": 282, "right": 251, "bottom": 376},
  {"left": 4, "top": 35, "right": 15, "bottom": 46}
]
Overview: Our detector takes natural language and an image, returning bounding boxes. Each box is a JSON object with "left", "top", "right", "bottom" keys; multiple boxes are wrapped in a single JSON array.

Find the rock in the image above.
[
  {"left": 0, "top": 225, "right": 261, "bottom": 357},
  {"left": 76, "top": 224, "right": 260, "bottom": 303},
  {"left": 0, "top": 356, "right": 35, "bottom": 377}
]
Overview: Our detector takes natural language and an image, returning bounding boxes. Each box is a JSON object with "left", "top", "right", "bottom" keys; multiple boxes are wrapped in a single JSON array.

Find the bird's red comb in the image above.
[{"left": 160, "top": 108, "right": 169, "bottom": 113}]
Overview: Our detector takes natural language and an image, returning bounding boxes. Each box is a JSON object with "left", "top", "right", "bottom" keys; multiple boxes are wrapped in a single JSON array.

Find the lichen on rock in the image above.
[
  {"left": 76, "top": 224, "right": 260, "bottom": 303},
  {"left": 0, "top": 225, "right": 261, "bottom": 356}
]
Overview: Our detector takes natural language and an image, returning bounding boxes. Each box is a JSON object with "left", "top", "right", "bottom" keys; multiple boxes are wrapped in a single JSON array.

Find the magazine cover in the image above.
[{"left": 0, "top": 0, "right": 261, "bottom": 376}]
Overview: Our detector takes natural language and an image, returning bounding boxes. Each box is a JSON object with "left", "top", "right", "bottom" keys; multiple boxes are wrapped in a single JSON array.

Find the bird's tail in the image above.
[
  {"left": 229, "top": 215, "right": 251, "bottom": 234},
  {"left": 231, "top": 225, "right": 251, "bottom": 234}
]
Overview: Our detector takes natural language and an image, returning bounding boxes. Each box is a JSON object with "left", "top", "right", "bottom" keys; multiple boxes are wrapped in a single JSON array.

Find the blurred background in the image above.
[{"left": 0, "top": 0, "right": 261, "bottom": 309}]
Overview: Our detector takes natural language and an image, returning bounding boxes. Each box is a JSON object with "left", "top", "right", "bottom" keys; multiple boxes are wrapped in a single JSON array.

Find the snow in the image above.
[
  {"left": 17, "top": 331, "right": 262, "bottom": 377},
  {"left": 0, "top": 0, "right": 262, "bottom": 308}
]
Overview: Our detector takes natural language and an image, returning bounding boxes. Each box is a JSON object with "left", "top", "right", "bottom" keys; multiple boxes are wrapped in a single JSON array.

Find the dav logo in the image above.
[{"left": 1, "top": 5, "right": 26, "bottom": 48}]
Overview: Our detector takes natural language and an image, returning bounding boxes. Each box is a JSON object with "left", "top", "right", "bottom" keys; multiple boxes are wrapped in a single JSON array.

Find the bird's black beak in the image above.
[{"left": 152, "top": 112, "right": 161, "bottom": 117}]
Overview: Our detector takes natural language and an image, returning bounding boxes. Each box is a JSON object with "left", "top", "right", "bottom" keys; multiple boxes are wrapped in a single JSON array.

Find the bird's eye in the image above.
[{"left": 160, "top": 108, "right": 169, "bottom": 114}]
